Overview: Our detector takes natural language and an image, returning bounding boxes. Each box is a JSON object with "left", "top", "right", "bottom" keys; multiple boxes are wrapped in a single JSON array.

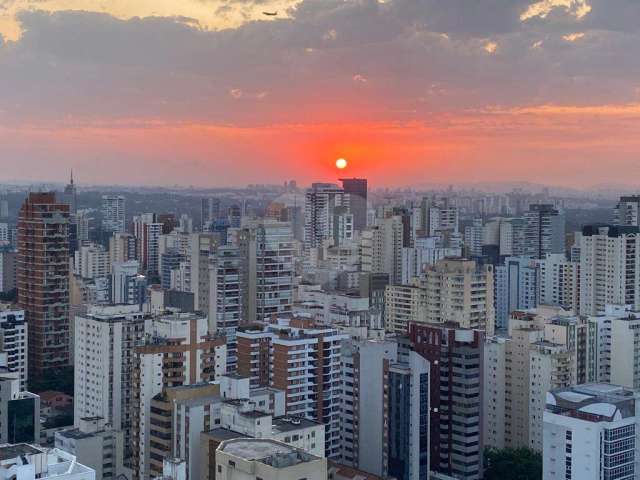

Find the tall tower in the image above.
[
  {"left": 340, "top": 177, "right": 367, "bottom": 231},
  {"left": 304, "top": 183, "right": 347, "bottom": 249},
  {"left": 101, "top": 195, "right": 126, "bottom": 234},
  {"left": 523, "top": 204, "right": 565, "bottom": 259},
  {"left": 63, "top": 170, "right": 77, "bottom": 215},
  {"left": 17, "top": 192, "right": 70, "bottom": 378}
]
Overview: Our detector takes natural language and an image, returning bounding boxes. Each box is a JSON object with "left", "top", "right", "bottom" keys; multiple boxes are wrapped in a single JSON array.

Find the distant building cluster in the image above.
[{"left": 0, "top": 176, "right": 640, "bottom": 480}]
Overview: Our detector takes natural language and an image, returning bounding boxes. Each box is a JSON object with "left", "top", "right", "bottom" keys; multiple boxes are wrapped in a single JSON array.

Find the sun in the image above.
[{"left": 336, "top": 158, "right": 348, "bottom": 169}]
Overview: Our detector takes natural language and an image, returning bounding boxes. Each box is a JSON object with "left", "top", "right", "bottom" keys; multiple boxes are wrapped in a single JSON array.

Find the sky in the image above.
[{"left": 1, "top": 0, "right": 640, "bottom": 188}]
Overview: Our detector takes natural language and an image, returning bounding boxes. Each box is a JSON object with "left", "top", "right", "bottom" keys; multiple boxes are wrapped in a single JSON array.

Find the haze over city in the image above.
[{"left": 1, "top": 0, "right": 640, "bottom": 187}]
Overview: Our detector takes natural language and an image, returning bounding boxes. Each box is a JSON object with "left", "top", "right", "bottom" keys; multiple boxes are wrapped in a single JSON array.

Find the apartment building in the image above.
[{"left": 236, "top": 318, "right": 348, "bottom": 458}]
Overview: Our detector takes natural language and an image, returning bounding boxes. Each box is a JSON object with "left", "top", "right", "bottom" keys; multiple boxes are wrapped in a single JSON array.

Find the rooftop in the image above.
[
  {"left": 202, "top": 428, "right": 249, "bottom": 442},
  {"left": 272, "top": 416, "right": 321, "bottom": 434},
  {"left": 546, "top": 383, "right": 637, "bottom": 423},
  {"left": 0, "top": 444, "right": 42, "bottom": 462},
  {"left": 219, "top": 439, "right": 319, "bottom": 468}
]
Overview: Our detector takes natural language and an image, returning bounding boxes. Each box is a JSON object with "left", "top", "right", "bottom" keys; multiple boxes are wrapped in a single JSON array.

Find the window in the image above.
[{"left": 228, "top": 461, "right": 235, "bottom": 467}]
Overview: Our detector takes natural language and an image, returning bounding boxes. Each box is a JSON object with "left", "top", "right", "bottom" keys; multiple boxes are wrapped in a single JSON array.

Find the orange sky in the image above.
[{"left": 2, "top": 0, "right": 640, "bottom": 188}]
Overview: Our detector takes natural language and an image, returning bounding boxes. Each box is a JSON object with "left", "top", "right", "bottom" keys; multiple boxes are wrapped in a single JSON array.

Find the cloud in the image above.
[
  {"left": 483, "top": 40, "right": 498, "bottom": 53},
  {"left": 1, "top": 0, "right": 640, "bottom": 186},
  {"left": 562, "top": 31, "right": 585, "bottom": 41},
  {"left": 520, "top": 0, "right": 592, "bottom": 21}
]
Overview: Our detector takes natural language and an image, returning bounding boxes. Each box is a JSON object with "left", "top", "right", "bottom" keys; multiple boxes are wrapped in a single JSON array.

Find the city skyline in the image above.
[{"left": 1, "top": 0, "right": 640, "bottom": 187}]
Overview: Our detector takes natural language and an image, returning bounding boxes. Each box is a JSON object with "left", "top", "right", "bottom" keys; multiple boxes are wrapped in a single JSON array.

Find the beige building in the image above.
[
  {"left": 215, "top": 439, "right": 327, "bottom": 480},
  {"left": 384, "top": 282, "right": 425, "bottom": 334},
  {"left": 484, "top": 311, "right": 576, "bottom": 452},
  {"left": 421, "top": 258, "right": 495, "bottom": 335}
]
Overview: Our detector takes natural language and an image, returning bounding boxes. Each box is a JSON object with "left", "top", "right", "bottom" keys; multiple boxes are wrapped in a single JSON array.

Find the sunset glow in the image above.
[{"left": 0, "top": 0, "right": 639, "bottom": 188}]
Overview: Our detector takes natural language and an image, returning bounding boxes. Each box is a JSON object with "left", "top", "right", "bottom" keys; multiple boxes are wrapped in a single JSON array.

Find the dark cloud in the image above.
[{"left": 1, "top": 0, "right": 639, "bottom": 127}]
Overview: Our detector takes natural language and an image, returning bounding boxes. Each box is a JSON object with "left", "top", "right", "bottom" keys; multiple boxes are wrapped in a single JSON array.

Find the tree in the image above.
[{"left": 484, "top": 447, "right": 542, "bottom": 480}]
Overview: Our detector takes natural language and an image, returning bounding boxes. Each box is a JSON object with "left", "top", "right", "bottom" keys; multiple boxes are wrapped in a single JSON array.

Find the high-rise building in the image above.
[
  {"left": 421, "top": 258, "right": 495, "bottom": 335},
  {"left": 17, "top": 192, "right": 70, "bottom": 377},
  {"left": 304, "top": 183, "right": 347, "bottom": 249},
  {"left": 147, "top": 383, "right": 220, "bottom": 479},
  {"left": 499, "top": 217, "right": 526, "bottom": 256},
  {"left": 111, "top": 261, "right": 146, "bottom": 306},
  {"left": 384, "top": 282, "right": 425, "bottom": 335},
  {"left": 387, "top": 350, "right": 430, "bottom": 480},
  {"left": 101, "top": 195, "right": 126, "bottom": 234},
  {"left": 237, "top": 318, "right": 348, "bottom": 458},
  {"left": 339, "top": 178, "right": 367, "bottom": 232},
  {"left": 464, "top": 218, "right": 484, "bottom": 257},
  {"left": 0, "top": 249, "right": 17, "bottom": 294},
  {"left": 408, "top": 323, "right": 484, "bottom": 479},
  {"left": 75, "top": 209, "right": 91, "bottom": 243},
  {"left": 210, "top": 245, "right": 242, "bottom": 370},
  {"left": 109, "top": 232, "right": 137, "bottom": 264},
  {"left": 494, "top": 256, "right": 538, "bottom": 330},
  {"left": 544, "top": 384, "right": 640, "bottom": 480},
  {"left": 159, "top": 248, "right": 184, "bottom": 290},
  {"left": 239, "top": 220, "right": 294, "bottom": 322},
  {"left": 62, "top": 170, "right": 78, "bottom": 215},
  {"left": 340, "top": 340, "right": 397, "bottom": 476},
  {"left": 188, "top": 233, "right": 217, "bottom": 317},
  {"left": 74, "top": 243, "right": 110, "bottom": 279},
  {"left": 401, "top": 236, "right": 462, "bottom": 284},
  {"left": 579, "top": 225, "right": 640, "bottom": 315},
  {"left": 359, "top": 272, "right": 389, "bottom": 331},
  {"left": 0, "top": 371, "right": 40, "bottom": 444},
  {"left": 536, "top": 253, "right": 579, "bottom": 312},
  {"left": 74, "top": 305, "right": 147, "bottom": 460},
  {"left": 131, "top": 311, "right": 226, "bottom": 479},
  {"left": 523, "top": 204, "right": 565, "bottom": 259},
  {"left": 483, "top": 311, "right": 577, "bottom": 452},
  {"left": 201, "top": 197, "right": 221, "bottom": 228},
  {"left": 614, "top": 195, "right": 640, "bottom": 226},
  {"left": 0, "top": 305, "right": 28, "bottom": 390},
  {"left": 133, "top": 213, "right": 163, "bottom": 275}
]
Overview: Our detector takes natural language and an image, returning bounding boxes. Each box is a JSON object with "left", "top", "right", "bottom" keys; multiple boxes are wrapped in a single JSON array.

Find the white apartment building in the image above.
[
  {"left": 101, "top": 195, "right": 126, "bottom": 234},
  {"left": 544, "top": 384, "right": 639, "bottom": 480},
  {"left": 239, "top": 220, "right": 294, "bottom": 322},
  {"left": 74, "top": 243, "right": 110, "bottom": 279},
  {"left": 536, "top": 253, "right": 579, "bottom": 313},
  {"left": 579, "top": 225, "right": 640, "bottom": 315},
  {"left": 74, "top": 305, "right": 147, "bottom": 460},
  {"left": 304, "top": 183, "right": 347, "bottom": 249},
  {"left": 294, "top": 284, "right": 370, "bottom": 329}
]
